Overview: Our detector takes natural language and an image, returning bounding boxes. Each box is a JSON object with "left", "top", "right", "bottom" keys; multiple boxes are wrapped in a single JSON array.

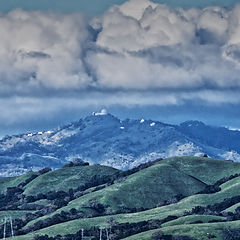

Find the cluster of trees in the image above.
[
  {"left": 151, "top": 231, "right": 197, "bottom": 240},
  {"left": 24, "top": 209, "right": 85, "bottom": 234},
  {"left": 156, "top": 194, "right": 185, "bottom": 207},
  {"left": 0, "top": 187, "right": 24, "bottom": 210},
  {"left": 62, "top": 159, "right": 90, "bottom": 168},
  {"left": 190, "top": 195, "right": 240, "bottom": 216},
  {"left": 223, "top": 228, "right": 240, "bottom": 240},
  {"left": 33, "top": 233, "right": 197, "bottom": 240}
]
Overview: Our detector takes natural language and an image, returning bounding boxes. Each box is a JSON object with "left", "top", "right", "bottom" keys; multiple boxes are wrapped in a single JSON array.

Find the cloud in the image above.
[
  {"left": 95, "top": 1, "right": 195, "bottom": 51},
  {"left": 0, "top": 0, "right": 240, "bottom": 106},
  {"left": 0, "top": 9, "right": 91, "bottom": 95},
  {"left": 88, "top": 0, "right": 240, "bottom": 92}
]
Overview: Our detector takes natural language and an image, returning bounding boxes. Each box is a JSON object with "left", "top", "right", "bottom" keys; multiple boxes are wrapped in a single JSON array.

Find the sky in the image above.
[
  {"left": 0, "top": 0, "right": 240, "bottom": 137},
  {"left": 0, "top": 0, "right": 239, "bottom": 14}
]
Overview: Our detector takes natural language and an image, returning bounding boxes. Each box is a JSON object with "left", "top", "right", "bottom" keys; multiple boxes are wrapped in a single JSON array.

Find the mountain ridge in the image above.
[{"left": 1, "top": 111, "right": 240, "bottom": 176}]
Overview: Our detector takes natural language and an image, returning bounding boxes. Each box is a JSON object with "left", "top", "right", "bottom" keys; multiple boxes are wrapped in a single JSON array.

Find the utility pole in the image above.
[
  {"left": 81, "top": 228, "right": 84, "bottom": 240},
  {"left": 99, "top": 227, "right": 103, "bottom": 240},
  {"left": 3, "top": 217, "right": 6, "bottom": 240},
  {"left": 106, "top": 228, "right": 109, "bottom": 240},
  {"left": 10, "top": 217, "right": 14, "bottom": 238}
]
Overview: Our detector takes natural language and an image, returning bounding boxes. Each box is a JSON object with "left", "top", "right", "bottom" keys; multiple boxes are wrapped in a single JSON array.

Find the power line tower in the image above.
[
  {"left": 10, "top": 217, "right": 14, "bottom": 238},
  {"left": 98, "top": 227, "right": 110, "bottom": 240},
  {"left": 2, "top": 216, "right": 14, "bottom": 239},
  {"left": 3, "top": 217, "right": 6, "bottom": 240}
]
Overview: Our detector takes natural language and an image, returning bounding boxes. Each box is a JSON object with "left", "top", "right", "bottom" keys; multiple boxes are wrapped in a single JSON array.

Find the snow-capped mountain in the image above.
[{"left": 1, "top": 110, "right": 240, "bottom": 176}]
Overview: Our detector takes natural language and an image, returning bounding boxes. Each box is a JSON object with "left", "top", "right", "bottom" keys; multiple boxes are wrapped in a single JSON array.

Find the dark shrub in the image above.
[
  {"left": 223, "top": 228, "right": 240, "bottom": 240},
  {"left": 173, "top": 236, "right": 197, "bottom": 240},
  {"left": 151, "top": 231, "right": 163, "bottom": 239},
  {"left": 38, "top": 168, "right": 52, "bottom": 175}
]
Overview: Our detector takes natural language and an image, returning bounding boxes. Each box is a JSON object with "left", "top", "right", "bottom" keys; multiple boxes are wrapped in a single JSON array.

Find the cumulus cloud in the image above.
[
  {"left": 0, "top": 0, "right": 240, "bottom": 105},
  {"left": 95, "top": 1, "right": 195, "bottom": 51},
  {"left": 0, "top": 9, "right": 91, "bottom": 95},
  {"left": 89, "top": 0, "right": 240, "bottom": 92}
]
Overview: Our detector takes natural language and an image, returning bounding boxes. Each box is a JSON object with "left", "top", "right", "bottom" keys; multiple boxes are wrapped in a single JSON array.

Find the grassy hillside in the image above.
[
  {"left": 223, "top": 202, "right": 240, "bottom": 213},
  {"left": 56, "top": 162, "right": 207, "bottom": 211},
  {"left": 23, "top": 174, "right": 240, "bottom": 232},
  {"left": 25, "top": 157, "right": 240, "bottom": 219},
  {"left": 161, "top": 156, "right": 240, "bottom": 185},
  {"left": 0, "top": 172, "right": 37, "bottom": 191},
  {"left": 0, "top": 210, "right": 34, "bottom": 219},
  {"left": 24, "top": 161, "right": 207, "bottom": 227},
  {"left": 123, "top": 221, "right": 240, "bottom": 240},
  {"left": 5, "top": 215, "right": 225, "bottom": 240},
  {"left": 2, "top": 156, "right": 240, "bottom": 240},
  {"left": 23, "top": 164, "right": 120, "bottom": 195}
]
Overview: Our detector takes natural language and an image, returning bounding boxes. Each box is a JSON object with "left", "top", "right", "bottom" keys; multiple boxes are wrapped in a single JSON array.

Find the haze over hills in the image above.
[{"left": 1, "top": 109, "right": 240, "bottom": 177}]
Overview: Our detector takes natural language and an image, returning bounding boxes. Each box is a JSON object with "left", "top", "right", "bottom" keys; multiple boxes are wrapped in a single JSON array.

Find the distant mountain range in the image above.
[{"left": 1, "top": 110, "right": 240, "bottom": 176}]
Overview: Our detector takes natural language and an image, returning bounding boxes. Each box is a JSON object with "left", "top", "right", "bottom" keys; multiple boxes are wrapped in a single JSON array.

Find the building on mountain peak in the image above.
[{"left": 92, "top": 109, "right": 108, "bottom": 116}]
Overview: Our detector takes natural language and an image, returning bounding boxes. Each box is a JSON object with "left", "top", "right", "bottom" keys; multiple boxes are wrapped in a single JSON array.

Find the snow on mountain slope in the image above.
[{"left": 1, "top": 112, "right": 240, "bottom": 176}]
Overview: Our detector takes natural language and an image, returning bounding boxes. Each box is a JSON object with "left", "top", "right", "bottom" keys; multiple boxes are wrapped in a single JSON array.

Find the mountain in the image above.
[{"left": 1, "top": 110, "right": 240, "bottom": 176}]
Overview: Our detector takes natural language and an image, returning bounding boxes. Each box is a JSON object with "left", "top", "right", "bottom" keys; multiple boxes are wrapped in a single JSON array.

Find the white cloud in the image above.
[
  {"left": 0, "top": 0, "right": 239, "bottom": 106},
  {"left": 198, "top": 7, "right": 229, "bottom": 39},
  {"left": 95, "top": 1, "right": 195, "bottom": 52},
  {"left": 87, "top": 0, "right": 240, "bottom": 93},
  {"left": 87, "top": 51, "right": 202, "bottom": 89},
  {"left": 118, "top": 0, "right": 158, "bottom": 20},
  {"left": 0, "top": 9, "right": 91, "bottom": 92}
]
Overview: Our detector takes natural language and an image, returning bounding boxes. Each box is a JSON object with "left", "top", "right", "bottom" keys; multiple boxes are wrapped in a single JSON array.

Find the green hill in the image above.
[
  {"left": 32, "top": 156, "right": 240, "bottom": 215},
  {"left": 23, "top": 164, "right": 120, "bottom": 195},
  {"left": 49, "top": 162, "right": 206, "bottom": 210},
  {"left": 123, "top": 220, "right": 240, "bottom": 240},
  {"left": 23, "top": 160, "right": 208, "bottom": 228},
  {"left": 0, "top": 171, "right": 38, "bottom": 191},
  {"left": 2, "top": 156, "right": 240, "bottom": 240},
  {"left": 161, "top": 156, "right": 240, "bottom": 185},
  {"left": 22, "top": 171, "right": 240, "bottom": 235}
]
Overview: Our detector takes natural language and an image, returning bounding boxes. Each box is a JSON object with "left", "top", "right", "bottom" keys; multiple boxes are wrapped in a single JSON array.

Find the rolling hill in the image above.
[{"left": 0, "top": 156, "right": 240, "bottom": 240}]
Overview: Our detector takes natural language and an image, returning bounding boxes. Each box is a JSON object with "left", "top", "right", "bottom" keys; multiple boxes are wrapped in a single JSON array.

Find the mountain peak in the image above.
[
  {"left": 84, "top": 110, "right": 120, "bottom": 125},
  {"left": 1, "top": 114, "right": 240, "bottom": 177},
  {"left": 92, "top": 109, "right": 108, "bottom": 116}
]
